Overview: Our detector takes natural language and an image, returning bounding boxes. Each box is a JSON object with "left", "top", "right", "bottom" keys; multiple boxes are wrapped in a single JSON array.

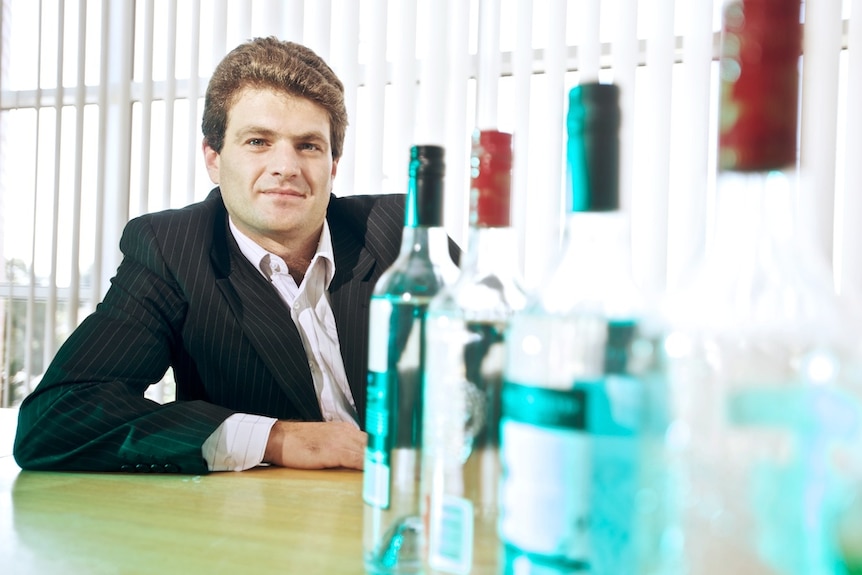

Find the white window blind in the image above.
[{"left": 0, "top": 0, "right": 858, "bottom": 407}]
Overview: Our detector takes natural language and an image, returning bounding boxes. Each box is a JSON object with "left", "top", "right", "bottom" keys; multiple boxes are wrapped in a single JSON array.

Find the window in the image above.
[{"left": 0, "top": 0, "right": 858, "bottom": 406}]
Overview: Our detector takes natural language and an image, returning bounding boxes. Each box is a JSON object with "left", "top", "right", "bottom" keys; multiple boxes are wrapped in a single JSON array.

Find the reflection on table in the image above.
[{"left": 0, "top": 453, "right": 366, "bottom": 574}]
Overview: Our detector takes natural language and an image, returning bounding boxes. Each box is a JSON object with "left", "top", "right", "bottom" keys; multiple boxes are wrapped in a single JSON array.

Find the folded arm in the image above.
[{"left": 13, "top": 217, "right": 234, "bottom": 474}]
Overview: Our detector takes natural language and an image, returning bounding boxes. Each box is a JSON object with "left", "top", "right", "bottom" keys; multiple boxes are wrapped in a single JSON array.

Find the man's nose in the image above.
[{"left": 271, "top": 144, "right": 301, "bottom": 177}]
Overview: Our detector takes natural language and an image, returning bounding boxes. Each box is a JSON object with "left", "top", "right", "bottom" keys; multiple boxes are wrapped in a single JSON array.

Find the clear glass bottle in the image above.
[
  {"left": 499, "top": 83, "right": 668, "bottom": 574},
  {"left": 363, "top": 145, "right": 460, "bottom": 575},
  {"left": 664, "top": 1, "right": 862, "bottom": 573},
  {"left": 421, "top": 130, "right": 527, "bottom": 574}
]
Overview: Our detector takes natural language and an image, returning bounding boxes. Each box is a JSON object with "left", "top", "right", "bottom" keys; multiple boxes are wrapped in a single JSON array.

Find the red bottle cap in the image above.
[
  {"left": 470, "top": 130, "right": 513, "bottom": 227},
  {"left": 718, "top": 0, "right": 802, "bottom": 172}
]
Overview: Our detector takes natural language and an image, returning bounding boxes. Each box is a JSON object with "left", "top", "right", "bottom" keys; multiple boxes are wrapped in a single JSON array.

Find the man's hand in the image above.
[{"left": 263, "top": 421, "right": 367, "bottom": 470}]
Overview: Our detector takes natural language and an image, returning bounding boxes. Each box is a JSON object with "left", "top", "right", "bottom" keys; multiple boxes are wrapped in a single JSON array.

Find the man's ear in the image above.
[
  {"left": 202, "top": 138, "right": 220, "bottom": 184},
  {"left": 331, "top": 158, "right": 339, "bottom": 179}
]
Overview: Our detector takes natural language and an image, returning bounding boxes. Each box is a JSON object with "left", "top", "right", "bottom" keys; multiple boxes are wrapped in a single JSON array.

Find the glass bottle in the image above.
[
  {"left": 421, "top": 130, "right": 527, "bottom": 574},
  {"left": 363, "top": 145, "right": 460, "bottom": 575},
  {"left": 664, "top": 1, "right": 862, "bottom": 573},
  {"left": 499, "top": 83, "right": 668, "bottom": 574}
]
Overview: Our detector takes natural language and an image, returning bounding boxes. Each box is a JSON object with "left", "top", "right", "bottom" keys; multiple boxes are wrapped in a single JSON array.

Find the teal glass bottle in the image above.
[
  {"left": 363, "top": 145, "right": 460, "bottom": 575},
  {"left": 664, "top": 1, "right": 862, "bottom": 573},
  {"left": 421, "top": 130, "right": 527, "bottom": 574},
  {"left": 499, "top": 83, "right": 668, "bottom": 574}
]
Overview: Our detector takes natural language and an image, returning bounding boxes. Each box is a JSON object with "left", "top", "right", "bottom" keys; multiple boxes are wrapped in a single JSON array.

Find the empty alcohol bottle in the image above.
[
  {"left": 663, "top": 1, "right": 862, "bottom": 573},
  {"left": 363, "top": 145, "right": 460, "bottom": 575},
  {"left": 421, "top": 130, "right": 527, "bottom": 574},
  {"left": 499, "top": 83, "right": 668, "bottom": 574}
]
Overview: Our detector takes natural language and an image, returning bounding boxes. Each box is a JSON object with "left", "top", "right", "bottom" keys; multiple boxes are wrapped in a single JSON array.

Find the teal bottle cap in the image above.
[
  {"left": 567, "top": 83, "right": 621, "bottom": 212},
  {"left": 406, "top": 145, "right": 446, "bottom": 227}
]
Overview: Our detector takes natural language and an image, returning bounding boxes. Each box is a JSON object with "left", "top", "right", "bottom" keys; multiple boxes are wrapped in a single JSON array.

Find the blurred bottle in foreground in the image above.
[
  {"left": 499, "top": 83, "right": 669, "bottom": 574},
  {"left": 421, "top": 129, "right": 527, "bottom": 574},
  {"left": 663, "top": 1, "right": 862, "bottom": 573},
  {"left": 363, "top": 145, "right": 460, "bottom": 574}
]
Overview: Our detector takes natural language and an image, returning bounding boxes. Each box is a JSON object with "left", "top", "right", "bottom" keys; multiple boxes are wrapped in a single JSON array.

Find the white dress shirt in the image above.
[{"left": 202, "top": 218, "right": 359, "bottom": 471}]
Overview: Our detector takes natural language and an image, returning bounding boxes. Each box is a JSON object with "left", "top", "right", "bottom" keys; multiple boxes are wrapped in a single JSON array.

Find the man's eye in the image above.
[
  {"left": 300, "top": 142, "right": 320, "bottom": 151},
  {"left": 248, "top": 138, "right": 266, "bottom": 146}
]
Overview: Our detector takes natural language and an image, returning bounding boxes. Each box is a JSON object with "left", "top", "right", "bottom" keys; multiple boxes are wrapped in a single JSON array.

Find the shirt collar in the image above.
[{"left": 228, "top": 217, "right": 336, "bottom": 288}]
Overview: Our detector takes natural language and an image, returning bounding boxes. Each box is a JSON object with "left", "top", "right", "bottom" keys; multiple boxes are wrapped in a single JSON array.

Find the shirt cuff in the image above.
[{"left": 201, "top": 413, "right": 278, "bottom": 472}]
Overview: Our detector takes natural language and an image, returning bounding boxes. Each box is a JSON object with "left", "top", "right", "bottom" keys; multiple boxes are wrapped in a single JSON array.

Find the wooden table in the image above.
[
  {"left": 0, "top": 409, "right": 368, "bottom": 574},
  {"left": 5, "top": 405, "right": 862, "bottom": 575}
]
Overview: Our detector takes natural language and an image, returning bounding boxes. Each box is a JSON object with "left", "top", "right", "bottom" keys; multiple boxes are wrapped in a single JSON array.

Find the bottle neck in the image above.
[
  {"left": 399, "top": 225, "right": 452, "bottom": 264},
  {"left": 709, "top": 169, "right": 796, "bottom": 264},
  {"left": 679, "top": 167, "right": 840, "bottom": 333},
  {"left": 460, "top": 226, "right": 520, "bottom": 278},
  {"left": 539, "top": 210, "right": 639, "bottom": 316},
  {"left": 560, "top": 210, "right": 632, "bottom": 270}
]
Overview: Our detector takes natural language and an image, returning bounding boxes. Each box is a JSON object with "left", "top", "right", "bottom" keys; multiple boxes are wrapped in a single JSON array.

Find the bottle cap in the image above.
[
  {"left": 718, "top": 0, "right": 802, "bottom": 172},
  {"left": 470, "top": 130, "right": 513, "bottom": 227},
  {"left": 567, "top": 83, "right": 621, "bottom": 212},
  {"left": 407, "top": 145, "right": 445, "bottom": 227}
]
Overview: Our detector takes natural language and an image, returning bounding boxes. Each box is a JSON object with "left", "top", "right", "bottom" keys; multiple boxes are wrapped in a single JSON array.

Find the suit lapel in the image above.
[
  {"left": 206, "top": 191, "right": 400, "bottom": 428},
  {"left": 328, "top": 214, "right": 379, "bottom": 429},
  {"left": 211, "top": 210, "right": 323, "bottom": 422}
]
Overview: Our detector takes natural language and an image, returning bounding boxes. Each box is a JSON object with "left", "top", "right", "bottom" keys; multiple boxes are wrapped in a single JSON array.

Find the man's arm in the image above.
[
  {"left": 14, "top": 210, "right": 369, "bottom": 474},
  {"left": 13, "top": 216, "right": 235, "bottom": 474},
  {"left": 202, "top": 416, "right": 366, "bottom": 472}
]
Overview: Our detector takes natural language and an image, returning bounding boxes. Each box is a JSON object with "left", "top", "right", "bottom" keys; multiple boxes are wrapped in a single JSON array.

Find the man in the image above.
[{"left": 14, "top": 38, "right": 442, "bottom": 474}]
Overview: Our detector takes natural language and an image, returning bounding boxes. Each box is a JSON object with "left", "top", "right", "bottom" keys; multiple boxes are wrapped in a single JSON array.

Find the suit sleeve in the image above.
[{"left": 13, "top": 216, "right": 236, "bottom": 474}]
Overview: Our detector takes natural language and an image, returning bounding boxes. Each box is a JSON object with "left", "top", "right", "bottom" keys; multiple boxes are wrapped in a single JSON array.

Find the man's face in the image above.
[{"left": 203, "top": 87, "right": 337, "bottom": 253}]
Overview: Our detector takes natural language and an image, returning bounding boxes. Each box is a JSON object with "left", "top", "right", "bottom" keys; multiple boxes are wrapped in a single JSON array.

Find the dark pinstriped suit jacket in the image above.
[{"left": 13, "top": 188, "right": 411, "bottom": 474}]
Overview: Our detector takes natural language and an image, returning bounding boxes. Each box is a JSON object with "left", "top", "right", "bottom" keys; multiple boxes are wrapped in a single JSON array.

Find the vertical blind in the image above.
[{"left": 0, "top": 0, "right": 858, "bottom": 407}]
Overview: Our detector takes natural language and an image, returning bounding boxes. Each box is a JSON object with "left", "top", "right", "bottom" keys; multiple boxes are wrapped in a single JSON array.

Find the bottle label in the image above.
[
  {"left": 499, "top": 380, "right": 641, "bottom": 573},
  {"left": 367, "top": 298, "right": 393, "bottom": 373},
  {"left": 363, "top": 297, "right": 428, "bottom": 509},
  {"left": 428, "top": 495, "right": 474, "bottom": 574},
  {"left": 364, "top": 368, "right": 391, "bottom": 508},
  {"left": 422, "top": 317, "right": 507, "bottom": 574},
  {"left": 726, "top": 384, "right": 861, "bottom": 573},
  {"left": 363, "top": 298, "right": 394, "bottom": 508}
]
